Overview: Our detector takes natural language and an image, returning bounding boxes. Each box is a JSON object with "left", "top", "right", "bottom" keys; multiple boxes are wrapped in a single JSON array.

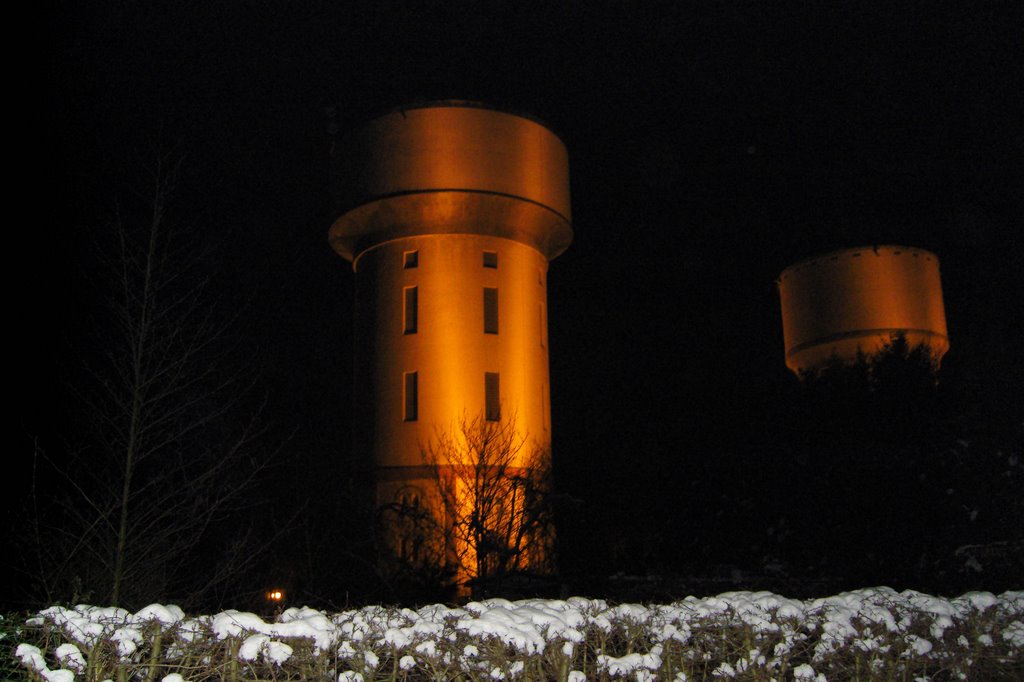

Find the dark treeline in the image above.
[{"left": 555, "top": 337, "right": 1022, "bottom": 603}]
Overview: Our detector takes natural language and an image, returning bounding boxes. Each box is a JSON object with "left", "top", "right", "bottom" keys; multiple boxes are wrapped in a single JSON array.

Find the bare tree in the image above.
[
  {"left": 24, "top": 157, "right": 269, "bottom": 609},
  {"left": 418, "top": 414, "right": 555, "bottom": 596},
  {"left": 375, "top": 482, "right": 454, "bottom": 601}
]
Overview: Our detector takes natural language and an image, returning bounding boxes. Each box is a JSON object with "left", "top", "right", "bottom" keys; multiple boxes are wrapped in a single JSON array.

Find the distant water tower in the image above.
[
  {"left": 777, "top": 245, "right": 949, "bottom": 374},
  {"left": 328, "top": 101, "right": 571, "bottom": 572}
]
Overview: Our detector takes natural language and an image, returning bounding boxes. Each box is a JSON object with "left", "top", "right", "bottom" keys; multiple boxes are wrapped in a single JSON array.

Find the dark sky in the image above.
[{"left": 28, "top": 2, "right": 1024, "bottom": 596}]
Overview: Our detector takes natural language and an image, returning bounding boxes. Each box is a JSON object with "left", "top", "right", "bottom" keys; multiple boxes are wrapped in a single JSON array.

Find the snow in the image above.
[
  {"left": 134, "top": 603, "right": 185, "bottom": 624},
  {"left": 904, "top": 634, "right": 934, "bottom": 657},
  {"left": 238, "top": 634, "right": 270, "bottom": 662},
  {"left": 1002, "top": 621, "right": 1024, "bottom": 647},
  {"left": 54, "top": 643, "right": 86, "bottom": 674},
  {"left": 457, "top": 604, "right": 547, "bottom": 654},
  {"left": 36, "top": 606, "right": 107, "bottom": 647},
  {"left": 111, "top": 626, "right": 143, "bottom": 658},
  {"left": 15, "top": 644, "right": 46, "bottom": 672},
  {"left": 16, "top": 588, "right": 1024, "bottom": 679},
  {"left": 15, "top": 643, "right": 75, "bottom": 682},
  {"left": 211, "top": 610, "right": 268, "bottom": 638},
  {"left": 264, "top": 640, "right": 294, "bottom": 665},
  {"left": 792, "top": 663, "right": 820, "bottom": 680},
  {"left": 712, "top": 661, "right": 736, "bottom": 677},
  {"left": 383, "top": 626, "right": 412, "bottom": 648},
  {"left": 598, "top": 650, "right": 662, "bottom": 675},
  {"left": 274, "top": 609, "right": 336, "bottom": 651}
]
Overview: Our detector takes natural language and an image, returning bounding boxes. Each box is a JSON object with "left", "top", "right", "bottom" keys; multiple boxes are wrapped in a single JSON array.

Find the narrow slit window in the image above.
[
  {"left": 404, "top": 286, "right": 418, "bottom": 334},
  {"left": 485, "top": 372, "right": 500, "bottom": 421},
  {"left": 483, "top": 287, "right": 498, "bottom": 334},
  {"left": 483, "top": 251, "right": 498, "bottom": 268},
  {"left": 403, "top": 250, "right": 418, "bottom": 268},
  {"left": 404, "top": 371, "right": 418, "bottom": 421}
]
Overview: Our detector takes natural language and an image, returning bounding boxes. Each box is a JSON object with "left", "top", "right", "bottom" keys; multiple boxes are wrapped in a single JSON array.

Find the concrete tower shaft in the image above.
[
  {"left": 329, "top": 102, "right": 571, "bottom": 511},
  {"left": 777, "top": 245, "right": 949, "bottom": 374}
]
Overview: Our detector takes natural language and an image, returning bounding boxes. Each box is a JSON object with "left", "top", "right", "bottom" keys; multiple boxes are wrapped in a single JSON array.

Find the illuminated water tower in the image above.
[
  {"left": 328, "top": 102, "right": 571, "bottom": 570},
  {"left": 777, "top": 245, "right": 949, "bottom": 374}
]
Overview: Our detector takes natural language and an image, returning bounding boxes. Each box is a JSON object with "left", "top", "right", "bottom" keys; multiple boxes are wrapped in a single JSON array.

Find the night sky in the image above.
[{"left": 22, "top": 2, "right": 1023, "bottom": 605}]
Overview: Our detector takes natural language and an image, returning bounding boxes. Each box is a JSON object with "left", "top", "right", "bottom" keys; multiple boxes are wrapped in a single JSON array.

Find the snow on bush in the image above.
[{"left": 16, "top": 589, "right": 1023, "bottom": 680}]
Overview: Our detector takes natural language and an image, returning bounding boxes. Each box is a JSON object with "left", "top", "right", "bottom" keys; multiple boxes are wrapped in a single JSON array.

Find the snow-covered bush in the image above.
[{"left": 15, "top": 589, "right": 1024, "bottom": 681}]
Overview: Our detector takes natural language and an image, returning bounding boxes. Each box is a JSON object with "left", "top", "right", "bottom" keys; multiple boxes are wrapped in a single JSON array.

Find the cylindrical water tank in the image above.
[
  {"left": 777, "top": 245, "right": 949, "bottom": 374},
  {"left": 329, "top": 101, "right": 572, "bottom": 263}
]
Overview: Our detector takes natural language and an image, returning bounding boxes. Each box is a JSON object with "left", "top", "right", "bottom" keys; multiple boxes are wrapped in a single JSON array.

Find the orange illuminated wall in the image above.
[
  {"left": 777, "top": 245, "right": 949, "bottom": 374},
  {"left": 328, "top": 102, "right": 571, "bottom": 582}
]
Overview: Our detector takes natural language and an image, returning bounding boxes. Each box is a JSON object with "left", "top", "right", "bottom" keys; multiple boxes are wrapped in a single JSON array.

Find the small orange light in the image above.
[{"left": 266, "top": 589, "right": 284, "bottom": 602}]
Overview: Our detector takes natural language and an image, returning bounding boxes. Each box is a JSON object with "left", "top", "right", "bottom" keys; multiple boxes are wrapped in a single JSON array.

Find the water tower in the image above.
[
  {"left": 777, "top": 245, "right": 949, "bottom": 374},
  {"left": 328, "top": 101, "right": 571, "bottom": 575}
]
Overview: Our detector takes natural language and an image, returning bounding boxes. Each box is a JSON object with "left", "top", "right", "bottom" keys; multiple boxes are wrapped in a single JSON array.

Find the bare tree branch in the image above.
[
  {"left": 387, "top": 412, "right": 557, "bottom": 598},
  {"left": 20, "top": 158, "right": 273, "bottom": 609}
]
